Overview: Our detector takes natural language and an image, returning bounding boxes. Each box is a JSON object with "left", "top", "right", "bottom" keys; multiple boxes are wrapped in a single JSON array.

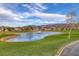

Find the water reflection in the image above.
[{"left": 7, "top": 32, "right": 61, "bottom": 42}]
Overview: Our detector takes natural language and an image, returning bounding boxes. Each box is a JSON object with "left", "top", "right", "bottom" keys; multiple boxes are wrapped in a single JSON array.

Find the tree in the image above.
[{"left": 66, "top": 11, "right": 77, "bottom": 39}]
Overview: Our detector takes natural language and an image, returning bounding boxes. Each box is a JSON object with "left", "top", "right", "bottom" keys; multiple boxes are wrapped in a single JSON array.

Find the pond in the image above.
[{"left": 6, "top": 32, "right": 62, "bottom": 42}]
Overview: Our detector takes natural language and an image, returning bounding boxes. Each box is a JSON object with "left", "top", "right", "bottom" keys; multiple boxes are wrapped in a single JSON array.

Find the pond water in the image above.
[{"left": 6, "top": 32, "right": 62, "bottom": 42}]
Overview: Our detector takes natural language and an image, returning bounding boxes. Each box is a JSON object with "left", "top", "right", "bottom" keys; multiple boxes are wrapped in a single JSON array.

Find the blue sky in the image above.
[{"left": 0, "top": 3, "right": 79, "bottom": 27}]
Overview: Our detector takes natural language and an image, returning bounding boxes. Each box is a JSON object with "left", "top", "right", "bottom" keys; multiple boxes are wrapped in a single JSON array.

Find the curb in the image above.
[{"left": 56, "top": 40, "right": 79, "bottom": 56}]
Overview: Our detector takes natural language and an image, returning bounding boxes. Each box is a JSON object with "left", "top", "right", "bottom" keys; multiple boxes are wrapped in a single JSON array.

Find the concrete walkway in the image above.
[{"left": 60, "top": 41, "right": 79, "bottom": 56}]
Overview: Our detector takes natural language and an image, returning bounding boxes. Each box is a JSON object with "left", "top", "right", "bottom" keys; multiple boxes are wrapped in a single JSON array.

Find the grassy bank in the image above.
[
  {"left": 0, "top": 32, "right": 16, "bottom": 38},
  {"left": 0, "top": 32, "right": 20, "bottom": 41},
  {"left": 0, "top": 30, "right": 79, "bottom": 55}
]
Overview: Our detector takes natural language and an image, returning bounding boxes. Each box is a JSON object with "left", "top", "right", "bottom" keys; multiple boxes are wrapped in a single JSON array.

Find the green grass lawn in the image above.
[{"left": 0, "top": 30, "right": 79, "bottom": 56}]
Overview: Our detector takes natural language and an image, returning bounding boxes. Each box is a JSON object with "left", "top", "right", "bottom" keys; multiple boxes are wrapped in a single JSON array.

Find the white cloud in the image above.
[
  {"left": 22, "top": 3, "right": 47, "bottom": 13},
  {"left": 31, "top": 13, "right": 66, "bottom": 24},
  {"left": 0, "top": 6, "right": 32, "bottom": 22},
  {"left": 0, "top": 3, "right": 67, "bottom": 27},
  {"left": 0, "top": 6, "right": 66, "bottom": 26},
  {"left": 0, "top": 6, "right": 19, "bottom": 21},
  {"left": 34, "top": 3, "right": 47, "bottom": 11},
  {"left": 32, "top": 13, "right": 66, "bottom": 19}
]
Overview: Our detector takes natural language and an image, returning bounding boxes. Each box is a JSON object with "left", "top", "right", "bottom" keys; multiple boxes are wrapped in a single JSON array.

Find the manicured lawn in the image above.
[{"left": 0, "top": 30, "right": 79, "bottom": 56}]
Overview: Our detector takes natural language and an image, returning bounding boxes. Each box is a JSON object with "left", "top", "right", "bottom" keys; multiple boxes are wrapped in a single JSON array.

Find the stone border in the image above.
[{"left": 56, "top": 40, "right": 79, "bottom": 56}]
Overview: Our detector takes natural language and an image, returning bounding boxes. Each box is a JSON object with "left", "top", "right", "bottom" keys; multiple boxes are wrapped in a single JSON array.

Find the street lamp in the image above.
[{"left": 66, "top": 11, "right": 77, "bottom": 40}]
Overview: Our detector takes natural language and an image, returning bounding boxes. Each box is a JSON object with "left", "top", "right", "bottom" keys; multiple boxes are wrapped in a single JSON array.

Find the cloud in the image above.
[
  {"left": 0, "top": 3, "right": 68, "bottom": 27},
  {"left": 0, "top": 5, "right": 35, "bottom": 27},
  {"left": 31, "top": 13, "right": 66, "bottom": 24},
  {"left": 0, "top": 6, "right": 19, "bottom": 21},
  {"left": 0, "top": 5, "right": 32, "bottom": 22},
  {"left": 22, "top": 3, "right": 47, "bottom": 13},
  {"left": 0, "top": 5, "right": 44, "bottom": 26},
  {"left": 0, "top": 5, "right": 66, "bottom": 27},
  {"left": 32, "top": 13, "right": 66, "bottom": 19}
]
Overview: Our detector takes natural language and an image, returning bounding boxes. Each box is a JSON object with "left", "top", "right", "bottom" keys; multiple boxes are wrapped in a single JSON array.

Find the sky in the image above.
[{"left": 0, "top": 3, "right": 79, "bottom": 27}]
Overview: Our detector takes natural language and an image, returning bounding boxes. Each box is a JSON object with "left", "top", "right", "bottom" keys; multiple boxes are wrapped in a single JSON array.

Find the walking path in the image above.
[{"left": 57, "top": 40, "right": 79, "bottom": 56}]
